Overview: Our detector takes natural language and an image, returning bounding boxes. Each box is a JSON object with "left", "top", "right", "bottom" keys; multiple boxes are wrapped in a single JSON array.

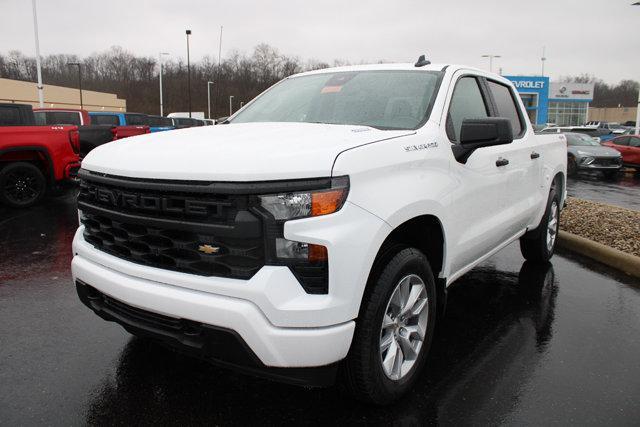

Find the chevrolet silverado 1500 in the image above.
[{"left": 72, "top": 60, "right": 567, "bottom": 404}]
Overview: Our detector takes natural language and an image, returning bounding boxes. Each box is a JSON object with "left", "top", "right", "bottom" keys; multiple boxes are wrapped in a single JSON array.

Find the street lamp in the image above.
[
  {"left": 186, "top": 29, "right": 192, "bottom": 118},
  {"left": 229, "top": 95, "right": 234, "bottom": 116},
  {"left": 207, "top": 81, "right": 214, "bottom": 119},
  {"left": 481, "top": 54, "right": 501, "bottom": 73},
  {"left": 67, "top": 62, "right": 83, "bottom": 109},
  {"left": 158, "top": 52, "right": 169, "bottom": 116}
]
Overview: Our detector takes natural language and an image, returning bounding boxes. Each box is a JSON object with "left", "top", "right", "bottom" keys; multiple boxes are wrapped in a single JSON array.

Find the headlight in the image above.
[{"left": 259, "top": 176, "right": 349, "bottom": 220}]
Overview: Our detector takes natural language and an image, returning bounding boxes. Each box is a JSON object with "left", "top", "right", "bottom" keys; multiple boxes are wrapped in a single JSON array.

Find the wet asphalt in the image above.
[
  {"left": 566, "top": 170, "right": 640, "bottom": 210},
  {"left": 1, "top": 189, "right": 640, "bottom": 426}
]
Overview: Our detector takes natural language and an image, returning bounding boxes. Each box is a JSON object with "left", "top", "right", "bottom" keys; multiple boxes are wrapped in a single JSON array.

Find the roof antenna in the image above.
[{"left": 414, "top": 54, "right": 431, "bottom": 67}]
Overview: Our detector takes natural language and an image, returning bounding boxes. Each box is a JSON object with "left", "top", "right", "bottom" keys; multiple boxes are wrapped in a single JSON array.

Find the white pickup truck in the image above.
[{"left": 72, "top": 58, "right": 566, "bottom": 404}]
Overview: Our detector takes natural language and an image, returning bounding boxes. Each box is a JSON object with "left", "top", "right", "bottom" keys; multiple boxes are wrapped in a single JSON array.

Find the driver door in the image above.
[{"left": 444, "top": 74, "right": 516, "bottom": 275}]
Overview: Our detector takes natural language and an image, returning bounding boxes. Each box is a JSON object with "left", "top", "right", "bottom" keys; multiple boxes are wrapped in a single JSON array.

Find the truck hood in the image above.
[
  {"left": 81, "top": 122, "right": 414, "bottom": 181},
  {"left": 568, "top": 145, "right": 621, "bottom": 157}
]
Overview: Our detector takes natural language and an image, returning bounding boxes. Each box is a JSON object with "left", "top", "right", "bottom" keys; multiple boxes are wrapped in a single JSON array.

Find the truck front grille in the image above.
[{"left": 78, "top": 171, "right": 265, "bottom": 280}]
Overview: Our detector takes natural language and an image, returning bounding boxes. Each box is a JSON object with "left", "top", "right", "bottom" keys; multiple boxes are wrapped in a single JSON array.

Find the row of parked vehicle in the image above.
[
  {"left": 0, "top": 102, "right": 217, "bottom": 208},
  {"left": 534, "top": 123, "right": 639, "bottom": 178}
]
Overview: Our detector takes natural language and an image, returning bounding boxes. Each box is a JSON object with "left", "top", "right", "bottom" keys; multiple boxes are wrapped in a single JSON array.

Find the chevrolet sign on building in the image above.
[{"left": 505, "top": 76, "right": 595, "bottom": 126}]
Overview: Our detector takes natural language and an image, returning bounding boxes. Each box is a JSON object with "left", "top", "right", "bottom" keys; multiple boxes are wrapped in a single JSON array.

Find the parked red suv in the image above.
[
  {"left": 0, "top": 103, "right": 81, "bottom": 208},
  {"left": 603, "top": 135, "right": 640, "bottom": 170}
]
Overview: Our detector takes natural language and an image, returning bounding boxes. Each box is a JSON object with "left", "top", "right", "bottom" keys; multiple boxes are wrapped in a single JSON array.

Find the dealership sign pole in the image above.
[{"left": 31, "top": 0, "right": 44, "bottom": 107}]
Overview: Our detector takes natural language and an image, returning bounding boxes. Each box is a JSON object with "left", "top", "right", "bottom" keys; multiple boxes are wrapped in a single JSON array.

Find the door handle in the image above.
[
  {"left": 496, "top": 158, "right": 509, "bottom": 167},
  {"left": 530, "top": 152, "right": 540, "bottom": 159}
]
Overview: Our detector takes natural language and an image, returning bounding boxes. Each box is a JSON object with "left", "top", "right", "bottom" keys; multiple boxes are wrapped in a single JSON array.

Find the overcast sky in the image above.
[{"left": 1, "top": 0, "right": 638, "bottom": 84}]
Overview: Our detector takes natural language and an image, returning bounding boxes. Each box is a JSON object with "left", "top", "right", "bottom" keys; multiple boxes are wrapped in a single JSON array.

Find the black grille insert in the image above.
[{"left": 79, "top": 174, "right": 264, "bottom": 280}]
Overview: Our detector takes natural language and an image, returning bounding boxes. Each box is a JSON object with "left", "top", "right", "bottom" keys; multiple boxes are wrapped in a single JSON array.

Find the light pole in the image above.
[
  {"left": 481, "top": 54, "right": 501, "bottom": 73},
  {"left": 214, "top": 26, "right": 223, "bottom": 119},
  {"left": 633, "top": 3, "right": 639, "bottom": 134},
  {"left": 186, "top": 29, "right": 192, "bottom": 118},
  {"left": 67, "top": 62, "right": 83, "bottom": 109},
  {"left": 207, "top": 81, "right": 214, "bottom": 119},
  {"left": 31, "top": 0, "right": 44, "bottom": 107},
  {"left": 158, "top": 52, "right": 169, "bottom": 116},
  {"left": 541, "top": 46, "right": 547, "bottom": 77},
  {"left": 229, "top": 95, "right": 234, "bottom": 116}
]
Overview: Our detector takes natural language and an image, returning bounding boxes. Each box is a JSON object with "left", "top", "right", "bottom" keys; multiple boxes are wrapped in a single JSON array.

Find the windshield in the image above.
[
  {"left": 565, "top": 133, "right": 600, "bottom": 146},
  {"left": 231, "top": 70, "right": 443, "bottom": 130}
]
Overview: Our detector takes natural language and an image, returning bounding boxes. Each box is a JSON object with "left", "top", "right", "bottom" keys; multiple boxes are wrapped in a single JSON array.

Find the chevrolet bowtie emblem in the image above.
[{"left": 198, "top": 244, "right": 220, "bottom": 254}]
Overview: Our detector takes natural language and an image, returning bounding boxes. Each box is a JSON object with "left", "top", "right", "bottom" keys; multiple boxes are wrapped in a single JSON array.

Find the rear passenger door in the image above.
[{"left": 484, "top": 79, "right": 542, "bottom": 234}]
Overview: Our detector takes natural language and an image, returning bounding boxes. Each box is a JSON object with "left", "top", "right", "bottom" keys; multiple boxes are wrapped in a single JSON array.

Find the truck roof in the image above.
[{"left": 294, "top": 63, "right": 485, "bottom": 77}]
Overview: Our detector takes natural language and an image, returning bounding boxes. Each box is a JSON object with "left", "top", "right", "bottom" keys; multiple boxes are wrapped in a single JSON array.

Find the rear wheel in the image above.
[
  {"left": 0, "top": 162, "right": 46, "bottom": 208},
  {"left": 520, "top": 188, "right": 559, "bottom": 263},
  {"left": 344, "top": 247, "right": 436, "bottom": 404}
]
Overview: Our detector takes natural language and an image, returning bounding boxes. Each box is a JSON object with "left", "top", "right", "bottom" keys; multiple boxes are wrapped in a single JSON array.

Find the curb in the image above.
[{"left": 557, "top": 230, "right": 640, "bottom": 279}]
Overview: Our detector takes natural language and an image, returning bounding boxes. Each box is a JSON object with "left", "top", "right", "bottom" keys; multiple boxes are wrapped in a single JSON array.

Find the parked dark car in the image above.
[{"left": 564, "top": 132, "right": 622, "bottom": 178}]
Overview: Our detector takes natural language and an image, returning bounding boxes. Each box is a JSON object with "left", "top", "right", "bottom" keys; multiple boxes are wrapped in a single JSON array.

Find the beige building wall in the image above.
[
  {"left": 0, "top": 78, "right": 126, "bottom": 111},
  {"left": 588, "top": 107, "right": 637, "bottom": 124}
]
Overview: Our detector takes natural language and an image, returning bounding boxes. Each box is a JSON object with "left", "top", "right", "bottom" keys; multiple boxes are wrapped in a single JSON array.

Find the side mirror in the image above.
[{"left": 454, "top": 118, "right": 514, "bottom": 163}]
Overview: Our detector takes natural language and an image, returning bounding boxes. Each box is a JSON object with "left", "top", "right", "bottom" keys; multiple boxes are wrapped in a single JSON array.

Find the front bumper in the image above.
[
  {"left": 576, "top": 157, "right": 622, "bottom": 171},
  {"left": 75, "top": 280, "right": 340, "bottom": 386},
  {"left": 72, "top": 254, "right": 354, "bottom": 369}
]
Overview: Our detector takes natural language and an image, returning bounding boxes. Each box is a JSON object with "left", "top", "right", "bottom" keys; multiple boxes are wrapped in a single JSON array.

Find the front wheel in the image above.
[
  {"left": 0, "top": 162, "right": 47, "bottom": 208},
  {"left": 520, "top": 188, "right": 560, "bottom": 263},
  {"left": 344, "top": 247, "right": 437, "bottom": 404}
]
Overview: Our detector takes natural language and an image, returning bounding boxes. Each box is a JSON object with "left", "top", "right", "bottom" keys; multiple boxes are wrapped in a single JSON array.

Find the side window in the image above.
[
  {"left": 92, "top": 115, "right": 120, "bottom": 126},
  {"left": 0, "top": 106, "right": 21, "bottom": 125},
  {"left": 487, "top": 80, "right": 524, "bottom": 136},
  {"left": 630, "top": 137, "right": 640, "bottom": 148},
  {"left": 447, "top": 77, "right": 489, "bottom": 142},
  {"left": 614, "top": 137, "right": 629, "bottom": 146}
]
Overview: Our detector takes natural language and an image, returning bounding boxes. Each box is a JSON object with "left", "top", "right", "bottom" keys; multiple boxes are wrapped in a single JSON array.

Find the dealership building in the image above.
[
  {"left": 504, "top": 76, "right": 594, "bottom": 126},
  {"left": 0, "top": 78, "right": 126, "bottom": 111}
]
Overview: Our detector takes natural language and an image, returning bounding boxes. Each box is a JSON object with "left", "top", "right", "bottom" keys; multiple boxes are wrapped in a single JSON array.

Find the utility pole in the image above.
[
  {"left": 229, "top": 95, "right": 234, "bottom": 116},
  {"left": 67, "top": 62, "right": 83, "bottom": 109},
  {"left": 481, "top": 54, "right": 501, "bottom": 73},
  {"left": 635, "top": 88, "right": 640, "bottom": 135},
  {"left": 159, "top": 52, "right": 169, "bottom": 116},
  {"left": 207, "top": 81, "right": 214, "bottom": 119},
  {"left": 186, "top": 29, "right": 192, "bottom": 118},
  {"left": 31, "top": 0, "right": 44, "bottom": 107},
  {"left": 541, "top": 46, "right": 546, "bottom": 77}
]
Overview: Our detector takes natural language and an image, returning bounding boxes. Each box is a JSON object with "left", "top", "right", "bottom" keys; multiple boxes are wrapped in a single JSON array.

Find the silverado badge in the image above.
[{"left": 198, "top": 244, "right": 220, "bottom": 254}]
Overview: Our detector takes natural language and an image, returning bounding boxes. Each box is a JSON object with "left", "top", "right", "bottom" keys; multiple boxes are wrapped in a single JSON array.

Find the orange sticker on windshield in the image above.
[{"left": 321, "top": 85, "right": 342, "bottom": 94}]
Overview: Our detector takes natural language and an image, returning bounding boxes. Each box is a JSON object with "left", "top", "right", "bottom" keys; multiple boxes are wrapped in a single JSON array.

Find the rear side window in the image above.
[
  {"left": 614, "top": 137, "right": 629, "bottom": 146},
  {"left": 125, "top": 114, "right": 148, "bottom": 125},
  {"left": 487, "top": 81, "right": 524, "bottom": 137},
  {"left": 92, "top": 114, "right": 120, "bottom": 126},
  {"left": 447, "top": 77, "right": 489, "bottom": 142},
  {"left": 0, "top": 107, "right": 22, "bottom": 125},
  {"left": 630, "top": 137, "right": 640, "bottom": 147}
]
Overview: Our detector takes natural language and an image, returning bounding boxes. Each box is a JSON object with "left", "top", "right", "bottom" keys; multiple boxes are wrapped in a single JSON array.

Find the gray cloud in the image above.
[{"left": 1, "top": 0, "right": 638, "bottom": 83}]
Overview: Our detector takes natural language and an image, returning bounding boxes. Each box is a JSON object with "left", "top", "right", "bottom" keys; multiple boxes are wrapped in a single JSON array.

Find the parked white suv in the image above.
[{"left": 72, "top": 59, "right": 566, "bottom": 404}]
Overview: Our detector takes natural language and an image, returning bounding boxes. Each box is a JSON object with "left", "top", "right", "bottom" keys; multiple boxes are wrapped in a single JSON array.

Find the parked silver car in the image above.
[{"left": 565, "top": 132, "right": 622, "bottom": 178}]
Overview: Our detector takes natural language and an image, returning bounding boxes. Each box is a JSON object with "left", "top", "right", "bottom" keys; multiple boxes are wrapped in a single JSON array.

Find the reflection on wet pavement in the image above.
[{"left": 1, "top": 190, "right": 639, "bottom": 425}]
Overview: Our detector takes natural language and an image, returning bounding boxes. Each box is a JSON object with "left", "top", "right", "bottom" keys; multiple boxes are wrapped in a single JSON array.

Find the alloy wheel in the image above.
[{"left": 379, "top": 274, "right": 429, "bottom": 381}]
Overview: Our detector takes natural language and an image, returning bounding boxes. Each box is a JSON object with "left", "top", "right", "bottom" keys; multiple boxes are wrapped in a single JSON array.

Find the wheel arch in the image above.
[
  {"left": 0, "top": 146, "right": 55, "bottom": 184},
  {"left": 362, "top": 214, "right": 447, "bottom": 322}
]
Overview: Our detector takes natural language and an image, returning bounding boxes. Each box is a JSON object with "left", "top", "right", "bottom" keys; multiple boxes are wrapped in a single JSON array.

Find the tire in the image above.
[
  {"left": 520, "top": 187, "right": 559, "bottom": 263},
  {"left": 344, "top": 247, "right": 437, "bottom": 404},
  {"left": 567, "top": 156, "right": 577, "bottom": 177},
  {"left": 0, "top": 162, "right": 47, "bottom": 208}
]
